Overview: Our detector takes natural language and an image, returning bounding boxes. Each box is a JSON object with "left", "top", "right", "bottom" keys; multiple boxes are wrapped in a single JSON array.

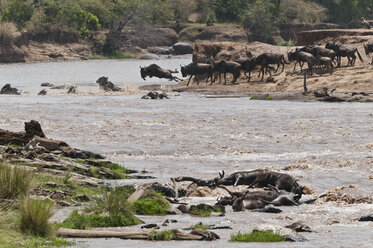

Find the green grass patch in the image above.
[
  {"left": 0, "top": 209, "right": 72, "bottom": 248},
  {"left": 57, "top": 210, "right": 141, "bottom": 229},
  {"left": 250, "top": 96, "right": 257, "bottom": 100},
  {"left": 277, "top": 39, "right": 295, "bottom": 46},
  {"left": 265, "top": 95, "right": 272, "bottom": 100},
  {"left": 133, "top": 192, "right": 170, "bottom": 215},
  {"left": 189, "top": 204, "right": 224, "bottom": 217},
  {"left": 194, "top": 223, "right": 208, "bottom": 230},
  {"left": 230, "top": 231, "right": 286, "bottom": 242},
  {"left": 74, "top": 159, "right": 136, "bottom": 179}
]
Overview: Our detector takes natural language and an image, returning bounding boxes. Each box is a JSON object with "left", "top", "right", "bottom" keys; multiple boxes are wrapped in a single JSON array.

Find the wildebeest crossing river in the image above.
[{"left": 0, "top": 58, "right": 372, "bottom": 247}]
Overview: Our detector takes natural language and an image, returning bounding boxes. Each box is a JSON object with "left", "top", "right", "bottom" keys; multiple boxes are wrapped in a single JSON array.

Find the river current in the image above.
[{"left": 0, "top": 58, "right": 372, "bottom": 247}]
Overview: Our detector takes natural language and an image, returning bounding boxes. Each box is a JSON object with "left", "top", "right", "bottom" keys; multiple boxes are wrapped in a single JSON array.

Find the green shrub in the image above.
[
  {"left": 20, "top": 197, "right": 54, "bottom": 237},
  {"left": 230, "top": 231, "right": 286, "bottom": 242},
  {"left": 194, "top": 223, "right": 208, "bottom": 230},
  {"left": 205, "top": 12, "right": 216, "bottom": 26},
  {"left": 1, "top": 0, "right": 34, "bottom": 30},
  {"left": 0, "top": 163, "right": 33, "bottom": 199},
  {"left": 133, "top": 193, "right": 169, "bottom": 215},
  {"left": 58, "top": 210, "right": 141, "bottom": 229},
  {"left": 189, "top": 204, "right": 224, "bottom": 217}
]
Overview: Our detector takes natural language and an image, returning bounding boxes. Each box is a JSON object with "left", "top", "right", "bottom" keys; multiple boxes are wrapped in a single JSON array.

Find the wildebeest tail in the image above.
[{"left": 356, "top": 49, "right": 364, "bottom": 62}]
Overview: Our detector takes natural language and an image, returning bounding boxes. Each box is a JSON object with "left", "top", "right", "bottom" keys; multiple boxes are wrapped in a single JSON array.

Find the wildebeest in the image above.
[
  {"left": 96, "top": 76, "right": 121, "bottom": 91},
  {"left": 180, "top": 63, "right": 214, "bottom": 86},
  {"left": 239, "top": 57, "right": 257, "bottom": 82},
  {"left": 255, "top": 53, "right": 289, "bottom": 81},
  {"left": 287, "top": 50, "right": 314, "bottom": 73},
  {"left": 325, "top": 42, "right": 364, "bottom": 67},
  {"left": 363, "top": 42, "right": 373, "bottom": 64},
  {"left": 214, "top": 169, "right": 265, "bottom": 187},
  {"left": 0, "top": 83, "right": 21, "bottom": 95},
  {"left": 311, "top": 55, "right": 333, "bottom": 74},
  {"left": 140, "top": 64, "right": 181, "bottom": 82},
  {"left": 300, "top": 45, "right": 336, "bottom": 64},
  {"left": 248, "top": 171, "right": 304, "bottom": 195},
  {"left": 229, "top": 186, "right": 300, "bottom": 212},
  {"left": 209, "top": 60, "right": 241, "bottom": 85}
]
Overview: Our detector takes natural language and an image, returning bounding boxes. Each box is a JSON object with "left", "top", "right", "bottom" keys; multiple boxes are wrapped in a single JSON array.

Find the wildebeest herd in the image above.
[{"left": 140, "top": 41, "right": 373, "bottom": 85}]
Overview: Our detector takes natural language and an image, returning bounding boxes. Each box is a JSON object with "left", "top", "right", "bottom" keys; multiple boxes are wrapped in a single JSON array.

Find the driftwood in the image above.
[{"left": 57, "top": 228, "right": 219, "bottom": 241}]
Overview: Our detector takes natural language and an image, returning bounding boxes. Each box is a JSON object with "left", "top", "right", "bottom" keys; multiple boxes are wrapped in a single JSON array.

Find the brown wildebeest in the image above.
[
  {"left": 255, "top": 53, "right": 289, "bottom": 81},
  {"left": 180, "top": 63, "right": 214, "bottom": 86},
  {"left": 140, "top": 64, "right": 181, "bottom": 82},
  {"left": 325, "top": 42, "right": 364, "bottom": 67}
]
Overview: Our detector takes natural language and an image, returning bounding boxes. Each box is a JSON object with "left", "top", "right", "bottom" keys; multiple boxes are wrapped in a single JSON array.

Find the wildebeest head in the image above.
[
  {"left": 180, "top": 65, "right": 189, "bottom": 77},
  {"left": 292, "top": 179, "right": 305, "bottom": 197},
  {"left": 140, "top": 67, "right": 147, "bottom": 80}
]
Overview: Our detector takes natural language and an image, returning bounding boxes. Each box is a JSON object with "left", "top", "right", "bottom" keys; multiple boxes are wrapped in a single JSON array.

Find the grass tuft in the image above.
[
  {"left": 0, "top": 163, "right": 33, "bottom": 199},
  {"left": 148, "top": 230, "right": 176, "bottom": 241},
  {"left": 20, "top": 197, "right": 54, "bottom": 237},
  {"left": 277, "top": 39, "right": 295, "bottom": 46},
  {"left": 230, "top": 231, "right": 286, "bottom": 242}
]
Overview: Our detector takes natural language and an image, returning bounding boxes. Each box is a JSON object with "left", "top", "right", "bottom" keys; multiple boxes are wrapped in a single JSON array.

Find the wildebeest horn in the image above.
[{"left": 219, "top": 170, "right": 225, "bottom": 179}]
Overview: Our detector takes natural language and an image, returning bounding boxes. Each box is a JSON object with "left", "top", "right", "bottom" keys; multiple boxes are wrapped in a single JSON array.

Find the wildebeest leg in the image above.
[
  {"left": 281, "top": 62, "right": 285, "bottom": 72},
  {"left": 260, "top": 66, "right": 265, "bottom": 81},
  {"left": 293, "top": 62, "right": 297, "bottom": 71},
  {"left": 223, "top": 72, "right": 227, "bottom": 85},
  {"left": 195, "top": 76, "right": 200, "bottom": 85},
  {"left": 187, "top": 76, "right": 193, "bottom": 86}
]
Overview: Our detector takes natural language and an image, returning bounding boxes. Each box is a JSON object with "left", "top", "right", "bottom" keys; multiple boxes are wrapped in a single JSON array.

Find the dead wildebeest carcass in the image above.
[
  {"left": 325, "top": 42, "right": 364, "bottom": 67},
  {"left": 180, "top": 63, "right": 214, "bottom": 86},
  {"left": 209, "top": 60, "right": 241, "bottom": 85},
  {"left": 287, "top": 50, "right": 314, "bottom": 74},
  {"left": 239, "top": 57, "right": 257, "bottom": 82},
  {"left": 248, "top": 171, "right": 304, "bottom": 195},
  {"left": 214, "top": 169, "right": 265, "bottom": 187},
  {"left": 363, "top": 42, "right": 373, "bottom": 64},
  {"left": 255, "top": 53, "right": 289, "bottom": 81},
  {"left": 300, "top": 45, "right": 337, "bottom": 65},
  {"left": 140, "top": 64, "right": 181, "bottom": 82}
]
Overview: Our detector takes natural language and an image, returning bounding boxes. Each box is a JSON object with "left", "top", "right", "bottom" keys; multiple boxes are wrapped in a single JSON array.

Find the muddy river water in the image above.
[{"left": 0, "top": 58, "right": 372, "bottom": 247}]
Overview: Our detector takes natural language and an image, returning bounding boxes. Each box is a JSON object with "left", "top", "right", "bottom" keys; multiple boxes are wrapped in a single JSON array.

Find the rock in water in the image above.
[{"left": 172, "top": 42, "right": 193, "bottom": 55}]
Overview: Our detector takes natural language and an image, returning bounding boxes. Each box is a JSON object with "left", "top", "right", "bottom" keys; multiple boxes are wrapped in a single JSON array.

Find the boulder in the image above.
[
  {"left": 0, "top": 120, "right": 45, "bottom": 146},
  {"left": 147, "top": 46, "right": 173, "bottom": 55},
  {"left": 172, "top": 42, "right": 193, "bottom": 55},
  {"left": 139, "top": 54, "right": 160, "bottom": 60}
]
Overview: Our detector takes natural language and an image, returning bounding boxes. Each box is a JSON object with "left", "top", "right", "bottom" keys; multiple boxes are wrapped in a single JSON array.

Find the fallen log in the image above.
[{"left": 57, "top": 228, "right": 215, "bottom": 241}]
